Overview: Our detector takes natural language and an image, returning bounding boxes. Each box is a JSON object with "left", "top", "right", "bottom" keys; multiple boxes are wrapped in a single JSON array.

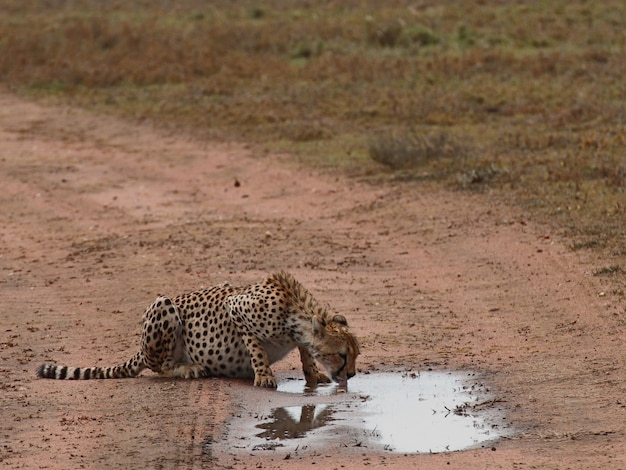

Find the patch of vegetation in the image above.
[
  {"left": 0, "top": 0, "right": 624, "bottom": 258},
  {"left": 572, "top": 240, "right": 603, "bottom": 251},
  {"left": 593, "top": 265, "right": 623, "bottom": 277},
  {"left": 456, "top": 164, "right": 509, "bottom": 190}
]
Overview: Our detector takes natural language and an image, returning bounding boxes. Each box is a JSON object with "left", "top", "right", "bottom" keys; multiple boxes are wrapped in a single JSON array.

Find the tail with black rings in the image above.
[{"left": 36, "top": 351, "right": 146, "bottom": 379}]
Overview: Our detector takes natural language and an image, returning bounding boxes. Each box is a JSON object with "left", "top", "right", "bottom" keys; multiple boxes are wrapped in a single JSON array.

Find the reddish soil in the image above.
[{"left": 1, "top": 91, "right": 625, "bottom": 469}]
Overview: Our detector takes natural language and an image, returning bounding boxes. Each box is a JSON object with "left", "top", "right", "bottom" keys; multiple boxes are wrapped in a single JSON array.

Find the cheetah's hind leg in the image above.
[{"left": 141, "top": 295, "right": 206, "bottom": 379}]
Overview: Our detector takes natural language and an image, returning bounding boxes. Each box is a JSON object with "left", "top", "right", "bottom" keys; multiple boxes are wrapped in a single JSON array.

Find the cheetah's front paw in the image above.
[
  {"left": 304, "top": 370, "right": 332, "bottom": 385},
  {"left": 254, "top": 373, "right": 278, "bottom": 388},
  {"left": 315, "top": 373, "right": 332, "bottom": 384}
]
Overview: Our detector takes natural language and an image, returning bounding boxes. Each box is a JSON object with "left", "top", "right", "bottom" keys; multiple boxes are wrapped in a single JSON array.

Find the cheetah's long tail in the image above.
[{"left": 36, "top": 351, "right": 147, "bottom": 380}]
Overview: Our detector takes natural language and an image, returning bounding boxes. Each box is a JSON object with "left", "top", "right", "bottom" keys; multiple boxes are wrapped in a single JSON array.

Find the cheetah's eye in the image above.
[{"left": 338, "top": 352, "right": 347, "bottom": 360}]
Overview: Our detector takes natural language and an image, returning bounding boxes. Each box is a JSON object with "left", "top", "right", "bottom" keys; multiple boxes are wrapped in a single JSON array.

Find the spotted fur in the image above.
[{"left": 36, "top": 272, "right": 360, "bottom": 388}]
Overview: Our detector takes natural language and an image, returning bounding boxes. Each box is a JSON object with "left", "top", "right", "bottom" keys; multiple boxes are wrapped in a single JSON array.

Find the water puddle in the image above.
[{"left": 227, "top": 371, "right": 510, "bottom": 454}]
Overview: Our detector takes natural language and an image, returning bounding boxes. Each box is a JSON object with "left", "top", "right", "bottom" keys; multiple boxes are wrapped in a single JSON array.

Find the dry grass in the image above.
[{"left": 0, "top": 0, "right": 624, "bottom": 258}]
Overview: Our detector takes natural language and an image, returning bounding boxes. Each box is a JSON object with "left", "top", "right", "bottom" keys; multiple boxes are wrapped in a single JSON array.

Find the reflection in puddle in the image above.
[
  {"left": 233, "top": 372, "right": 510, "bottom": 454},
  {"left": 255, "top": 404, "right": 333, "bottom": 439},
  {"left": 279, "top": 379, "right": 338, "bottom": 396}
]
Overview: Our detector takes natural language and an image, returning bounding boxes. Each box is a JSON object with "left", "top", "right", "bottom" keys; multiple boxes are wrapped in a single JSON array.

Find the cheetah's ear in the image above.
[{"left": 312, "top": 316, "right": 326, "bottom": 338}]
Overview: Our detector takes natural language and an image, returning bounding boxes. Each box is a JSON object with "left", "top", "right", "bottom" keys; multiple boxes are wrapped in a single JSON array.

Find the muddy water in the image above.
[{"left": 226, "top": 371, "right": 510, "bottom": 454}]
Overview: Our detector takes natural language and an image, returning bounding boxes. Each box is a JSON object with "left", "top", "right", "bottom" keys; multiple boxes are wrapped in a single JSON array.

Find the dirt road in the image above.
[{"left": 1, "top": 92, "right": 625, "bottom": 469}]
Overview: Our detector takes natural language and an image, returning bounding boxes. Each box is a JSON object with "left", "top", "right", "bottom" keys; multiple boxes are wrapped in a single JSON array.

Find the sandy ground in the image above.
[{"left": 1, "top": 91, "right": 625, "bottom": 469}]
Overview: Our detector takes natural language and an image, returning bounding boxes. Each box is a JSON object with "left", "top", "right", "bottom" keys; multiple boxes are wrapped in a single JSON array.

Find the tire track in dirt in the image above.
[
  {"left": 0, "top": 96, "right": 235, "bottom": 469},
  {"left": 1, "top": 92, "right": 625, "bottom": 469}
]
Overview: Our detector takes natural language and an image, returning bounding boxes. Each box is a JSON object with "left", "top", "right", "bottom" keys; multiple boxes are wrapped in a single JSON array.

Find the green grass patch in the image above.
[{"left": 0, "top": 0, "right": 624, "bottom": 257}]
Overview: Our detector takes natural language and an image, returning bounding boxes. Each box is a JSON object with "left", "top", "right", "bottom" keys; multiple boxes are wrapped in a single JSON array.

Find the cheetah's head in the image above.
[{"left": 312, "top": 314, "right": 360, "bottom": 382}]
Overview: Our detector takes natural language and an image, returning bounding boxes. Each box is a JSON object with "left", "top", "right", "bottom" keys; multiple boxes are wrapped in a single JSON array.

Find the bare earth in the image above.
[{"left": 1, "top": 92, "right": 625, "bottom": 469}]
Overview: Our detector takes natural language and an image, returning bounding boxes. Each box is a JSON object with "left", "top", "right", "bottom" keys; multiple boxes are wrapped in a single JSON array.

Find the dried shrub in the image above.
[
  {"left": 456, "top": 164, "right": 509, "bottom": 189},
  {"left": 365, "top": 18, "right": 404, "bottom": 47},
  {"left": 599, "top": 159, "right": 626, "bottom": 188},
  {"left": 405, "top": 25, "right": 439, "bottom": 46},
  {"left": 369, "top": 129, "right": 469, "bottom": 170},
  {"left": 280, "top": 120, "right": 330, "bottom": 142}
]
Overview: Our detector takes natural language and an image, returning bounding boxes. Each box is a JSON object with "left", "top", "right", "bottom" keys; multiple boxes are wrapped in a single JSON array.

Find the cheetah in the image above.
[{"left": 36, "top": 272, "right": 360, "bottom": 388}]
